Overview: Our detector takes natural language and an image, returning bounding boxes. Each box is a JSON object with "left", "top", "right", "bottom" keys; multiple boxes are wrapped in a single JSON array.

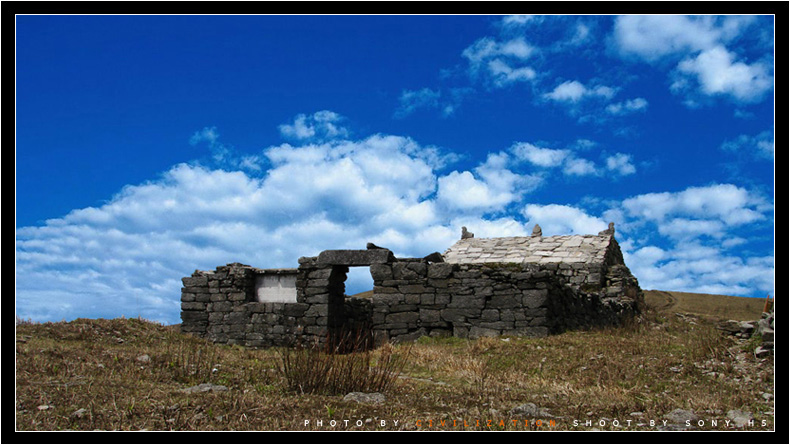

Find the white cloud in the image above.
[
  {"left": 189, "top": 126, "right": 220, "bottom": 146},
  {"left": 394, "top": 87, "right": 472, "bottom": 118},
  {"left": 544, "top": 80, "right": 616, "bottom": 103},
  {"left": 16, "top": 128, "right": 463, "bottom": 323},
  {"left": 614, "top": 15, "right": 722, "bottom": 62},
  {"left": 15, "top": 107, "right": 774, "bottom": 324},
  {"left": 394, "top": 88, "right": 441, "bottom": 118},
  {"left": 487, "top": 59, "right": 537, "bottom": 86},
  {"left": 463, "top": 37, "right": 535, "bottom": 65},
  {"left": 675, "top": 46, "right": 772, "bottom": 103},
  {"left": 510, "top": 142, "right": 569, "bottom": 167},
  {"left": 278, "top": 110, "right": 350, "bottom": 141},
  {"left": 501, "top": 15, "right": 539, "bottom": 27},
  {"left": 720, "top": 130, "right": 774, "bottom": 160},
  {"left": 570, "top": 22, "right": 591, "bottom": 45},
  {"left": 519, "top": 183, "right": 774, "bottom": 297},
  {"left": 189, "top": 126, "right": 244, "bottom": 167},
  {"left": 563, "top": 157, "right": 598, "bottom": 176},
  {"left": 516, "top": 186, "right": 774, "bottom": 298},
  {"left": 462, "top": 37, "right": 537, "bottom": 88},
  {"left": 510, "top": 142, "right": 638, "bottom": 178},
  {"left": 436, "top": 152, "right": 541, "bottom": 213},
  {"left": 657, "top": 218, "right": 726, "bottom": 240},
  {"left": 613, "top": 16, "right": 772, "bottom": 105},
  {"left": 605, "top": 153, "right": 636, "bottom": 176},
  {"left": 16, "top": 121, "right": 563, "bottom": 323},
  {"left": 621, "top": 183, "right": 766, "bottom": 226},
  {"left": 605, "top": 97, "right": 648, "bottom": 115},
  {"left": 627, "top": 243, "right": 774, "bottom": 296},
  {"left": 522, "top": 203, "right": 608, "bottom": 236},
  {"left": 629, "top": 245, "right": 667, "bottom": 266}
]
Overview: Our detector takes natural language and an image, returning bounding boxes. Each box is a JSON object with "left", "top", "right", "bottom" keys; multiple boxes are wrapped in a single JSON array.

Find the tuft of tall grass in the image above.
[{"left": 278, "top": 328, "right": 410, "bottom": 395}]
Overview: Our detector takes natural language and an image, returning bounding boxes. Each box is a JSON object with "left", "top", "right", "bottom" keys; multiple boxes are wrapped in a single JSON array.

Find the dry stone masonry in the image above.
[{"left": 181, "top": 225, "right": 644, "bottom": 348}]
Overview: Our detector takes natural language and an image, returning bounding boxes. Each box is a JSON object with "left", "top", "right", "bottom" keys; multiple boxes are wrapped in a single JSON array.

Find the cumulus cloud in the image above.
[
  {"left": 605, "top": 153, "right": 637, "bottom": 176},
  {"left": 278, "top": 110, "right": 350, "bottom": 141},
  {"left": 510, "top": 142, "right": 569, "bottom": 167},
  {"left": 541, "top": 80, "right": 627, "bottom": 122},
  {"left": 189, "top": 126, "right": 241, "bottom": 167},
  {"left": 394, "top": 88, "right": 441, "bottom": 118},
  {"left": 17, "top": 118, "right": 550, "bottom": 323},
  {"left": 563, "top": 157, "right": 598, "bottom": 176},
  {"left": 462, "top": 36, "right": 538, "bottom": 88},
  {"left": 15, "top": 111, "right": 773, "bottom": 324},
  {"left": 486, "top": 59, "right": 536, "bottom": 86},
  {"left": 613, "top": 15, "right": 773, "bottom": 105},
  {"left": 463, "top": 37, "right": 535, "bottom": 65},
  {"left": 521, "top": 184, "right": 773, "bottom": 297},
  {"left": 189, "top": 126, "right": 220, "bottom": 146},
  {"left": 437, "top": 152, "right": 541, "bottom": 213},
  {"left": 674, "top": 46, "right": 772, "bottom": 103},
  {"left": 614, "top": 15, "right": 723, "bottom": 61},
  {"left": 501, "top": 15, "right": 540, "bottom": 27},
  {"left": 522, "top": 203, "right": 608, "bottom": 236},
  {"left": 720, "top": 130, "right": 774, "bottom": 160},
  {"left": 626, "top": 242, "right": 774, "bottom": 296},
  {"left": 605, "top": 97, "right": 648, "bottom": 115},
  {"left": 510, "top": 142, "right": 638, "bottom": 178},
  {"left": 16, "top": 128, "right": 462, "bottom": 323},
  {"left": 621, "top": 183, "right": 766, "bottom": 227},
  {"left": 543, "top": 80, "right": 616, "bottom": 103}
]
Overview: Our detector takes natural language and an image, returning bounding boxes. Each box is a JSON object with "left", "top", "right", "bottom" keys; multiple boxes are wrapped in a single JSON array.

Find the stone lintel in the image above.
[{"left": 316, "top": 249, "right": 396, "bottom": 266}]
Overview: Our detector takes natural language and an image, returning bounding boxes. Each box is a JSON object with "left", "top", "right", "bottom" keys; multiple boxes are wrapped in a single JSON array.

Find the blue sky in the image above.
[{"left": 16, "top": 15, "right": 775, "bottom": 324}]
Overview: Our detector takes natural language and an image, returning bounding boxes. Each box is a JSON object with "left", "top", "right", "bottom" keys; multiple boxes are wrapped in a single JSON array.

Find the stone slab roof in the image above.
[{"left": 442, "top": 234, "right": 613, "bottom": 265}]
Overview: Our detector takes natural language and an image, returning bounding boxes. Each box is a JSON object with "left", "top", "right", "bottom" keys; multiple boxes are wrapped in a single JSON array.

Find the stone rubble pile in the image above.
[{"left": 717, "top": 303, "right": 774, "bottom": 357}]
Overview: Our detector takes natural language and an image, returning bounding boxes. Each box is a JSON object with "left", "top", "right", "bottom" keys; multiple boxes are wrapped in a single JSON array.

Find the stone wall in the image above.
[
  {"left": 180, "top": 263, "right": 312, "bottom": 347},
  {"left": 181, "top": 241, "right": 642, "bottom": 348},
  {"left": 367, "top": 257, "right": 641, "bottom": 344}
]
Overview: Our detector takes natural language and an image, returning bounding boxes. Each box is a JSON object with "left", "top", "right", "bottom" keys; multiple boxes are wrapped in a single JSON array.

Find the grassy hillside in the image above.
[
  {"left": 643, "top": 290, "right": 769, "bottom": 321},
  {"left": 15, "top": 302, "right": 774, "bottom": 431}
]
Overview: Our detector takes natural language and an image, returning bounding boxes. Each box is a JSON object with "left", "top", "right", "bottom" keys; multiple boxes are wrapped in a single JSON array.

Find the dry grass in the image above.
[
  {"left": 15, "top": 307, "right": 774, "bottom": 431},
  {"left": 279, "top": 333, "right": 409, "bottom": 396},
  {"left": 643, "top": 290, "right": 768, "bottom": 321}
]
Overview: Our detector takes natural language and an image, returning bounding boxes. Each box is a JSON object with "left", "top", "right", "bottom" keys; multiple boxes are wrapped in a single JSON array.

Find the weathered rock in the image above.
[
  {"left": 598, "top": 222, "right": 615, "bottom": 236},
  {"left": 317, "top": 249, "right": 395, "bottom": 266},
  {"left": 664, "top": 408, "right": 698, "bottom": 424},
  {"left": 509, "top": 403, "right": 553, "bottom": 418},
  {"left": 754, "top": 346, "right": 771, "bottom": 358},
  {"left": 343, "top": 392, "right": 386, "bottom": 404},
  {"left": 727, "top": 409, "right": 753, "bottom": 428},
  {"left": 717, "top": 320, "right": 741, "bottom": 335},
  {"left": 70, "top": 408, "right": 88, "bottom": 419},
  {"left": 423, "top": 252, "right": 444, "bottom": 263},
  {"left": 739, "top": 321, "right": 755, "bottom": 335}
]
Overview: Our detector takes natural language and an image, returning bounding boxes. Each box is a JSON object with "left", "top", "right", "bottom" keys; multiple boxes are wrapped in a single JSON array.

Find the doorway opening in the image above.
[{"left": 326, "top": 265, "right": 374, "bottom": 353}]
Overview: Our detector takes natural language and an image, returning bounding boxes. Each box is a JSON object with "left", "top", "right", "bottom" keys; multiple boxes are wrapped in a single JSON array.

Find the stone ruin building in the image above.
[{"left": 180, "top": 224, "right": 643, "bottom": 348}]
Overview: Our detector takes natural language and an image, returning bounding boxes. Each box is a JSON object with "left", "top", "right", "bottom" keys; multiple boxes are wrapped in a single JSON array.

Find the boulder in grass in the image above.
[{"left": 342, "top": 392, "right": 386, "bottom": 405}]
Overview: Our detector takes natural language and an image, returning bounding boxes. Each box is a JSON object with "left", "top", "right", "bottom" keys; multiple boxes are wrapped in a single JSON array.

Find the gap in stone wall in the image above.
[
  {"left": 345, "top": 266, "right": 375, "bottom": 297},
  {"left": 327, "top": 265, "right": 375, "bottom": 352}
]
